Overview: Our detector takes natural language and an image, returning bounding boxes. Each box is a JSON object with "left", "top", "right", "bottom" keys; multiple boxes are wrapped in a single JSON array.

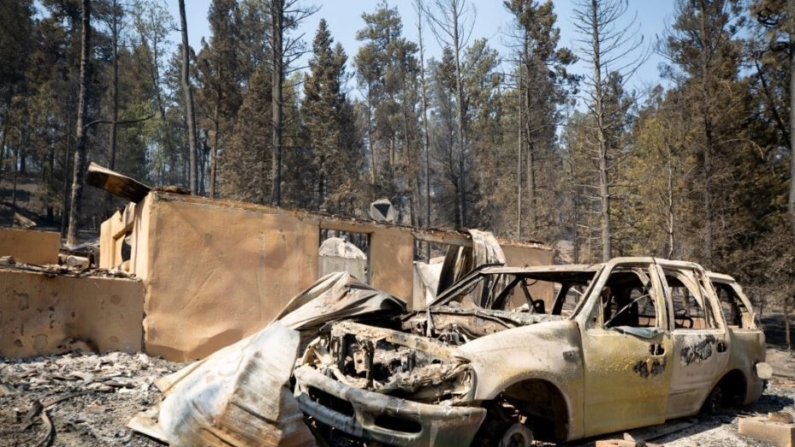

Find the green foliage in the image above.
[
  {"left": 354, "top": 1, "right": 420, "bottom": 222},
  {"left": 220, "top": 66, "right": 273, "bottom": 203},
  {"left": 302, "top": 20, "right": 360, "bottom": 214}
]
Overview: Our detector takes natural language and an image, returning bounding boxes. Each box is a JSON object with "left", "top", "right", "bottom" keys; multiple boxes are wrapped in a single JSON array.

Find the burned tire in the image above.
[
  {"left": 702, "top": 383, "right": 726, "bottom": 414},
  {"left": 498, "top": 423, "right": 534, "bottom": 447},
  {"left": 702, "top": 371, "right": 746, "bottom": 414}
]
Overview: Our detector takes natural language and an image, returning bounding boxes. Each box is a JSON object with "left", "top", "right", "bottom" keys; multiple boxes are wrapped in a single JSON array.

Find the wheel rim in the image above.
[{"left": 498, "top": 423, "right": 534, "bottom": 447}]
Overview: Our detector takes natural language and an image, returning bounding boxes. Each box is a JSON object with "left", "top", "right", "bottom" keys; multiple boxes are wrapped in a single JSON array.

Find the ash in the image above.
[{"left": 0, "top": 351, "right": 182, "bottom": 447}]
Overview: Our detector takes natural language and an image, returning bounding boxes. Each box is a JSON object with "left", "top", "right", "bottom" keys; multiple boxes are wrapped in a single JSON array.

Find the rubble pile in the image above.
[{"left": 0, "top": 351, "right": 180, "bottom": 446}]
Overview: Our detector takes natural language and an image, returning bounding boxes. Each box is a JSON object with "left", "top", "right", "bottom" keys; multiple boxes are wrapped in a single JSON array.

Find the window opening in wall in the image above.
[
  {"left": 318, "top": 229, "right": 370, "bottom": 283},
  {"left": 121, "top": 233, "right": 132, "bottom": 262},
  {"left": 415, "top": 241, "right": 452, "bottom": 263}
]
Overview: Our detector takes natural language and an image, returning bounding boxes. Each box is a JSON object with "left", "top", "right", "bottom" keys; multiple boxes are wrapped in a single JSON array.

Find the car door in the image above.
[
  {"left": 580, "top": 262, "right": 674, "bottom": 437},
  {"left": 660, "top": 265, "right": 730, "bottom": 418}
]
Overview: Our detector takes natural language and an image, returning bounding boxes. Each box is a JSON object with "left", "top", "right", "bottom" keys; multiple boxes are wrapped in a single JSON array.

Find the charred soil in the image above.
[{"left": 0, "top": 352, "right": 181, "bottom": 447}]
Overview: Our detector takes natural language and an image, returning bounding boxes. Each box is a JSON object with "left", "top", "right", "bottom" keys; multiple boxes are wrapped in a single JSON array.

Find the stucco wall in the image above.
[
  {"left": 134, "top": 193, "right": 425, "bottom": 361},
  {"left": 141, "top": 194, "right": 320, "bottom": 361},
  {"left": 369, "top": 229, "right": 415, "bottom": 301},
  {"left": 0, "top": 269, "right": 143, "bottom": 357},
  {"left": 0, "top": 228, "right": 60, "bottom": 265},
  {"left": 100, "top": 210, "right": 123, "bottom": 269},
  {"left": 502, "top": 243, "right": 552, "bottom": 268},
  {"left": 502, "top": 243, "right": 555, "bottom": 307},
  {"left": 108, "top": 192, "right": 552, "bottom": 361}
]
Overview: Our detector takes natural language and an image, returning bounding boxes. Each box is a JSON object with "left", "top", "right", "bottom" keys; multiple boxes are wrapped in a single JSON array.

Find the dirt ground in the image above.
[
  {"left": 0, "top": 352, "right": 180, "bottom": 447},
  {"left": 2, "top": 317, "right": 795, "bottom": 447}
]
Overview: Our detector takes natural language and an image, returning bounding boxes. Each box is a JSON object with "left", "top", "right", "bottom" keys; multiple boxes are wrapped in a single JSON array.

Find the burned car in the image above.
[{"left": 293, "top": 258, "right": 770, "bottom": 446}]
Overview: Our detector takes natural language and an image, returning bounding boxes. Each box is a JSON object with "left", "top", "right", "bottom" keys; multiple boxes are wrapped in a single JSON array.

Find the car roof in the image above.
[{"left": 706, "top": 271, "right": 736, "bottom": 283}]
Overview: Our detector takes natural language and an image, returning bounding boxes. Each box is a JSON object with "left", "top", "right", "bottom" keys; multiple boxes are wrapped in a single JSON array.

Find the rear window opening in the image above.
[{"left": 712, "top": 280, "right": 756, "bottom": 329}]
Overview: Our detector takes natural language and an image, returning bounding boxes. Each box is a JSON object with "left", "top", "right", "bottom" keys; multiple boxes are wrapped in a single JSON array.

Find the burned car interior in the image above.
[
  {"left": 710, "top": 274, "right": 757, "bottom": 329},
  {"left": 400, "top": 265, "right": 600, "bottom": 344},
  {"left": 595, "top": 268, "right": 658, "bottom": 330}
]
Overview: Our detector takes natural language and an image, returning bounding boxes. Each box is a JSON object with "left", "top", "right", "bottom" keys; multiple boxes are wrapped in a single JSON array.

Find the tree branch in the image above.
[{"left": 84, "top": 114, "right": 155, "bottom": 132}]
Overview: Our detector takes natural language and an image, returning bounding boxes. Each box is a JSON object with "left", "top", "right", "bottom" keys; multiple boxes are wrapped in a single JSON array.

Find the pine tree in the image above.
[
  {"left": 504, "top": 0, "right": 577, "bottom": 240},
  {"left": 220, "top": 66, "right": 272, "bottom": 204},
  {"left": 66, "top": 0, "right": 92, "bottom": 247},
  {"left": 661, "top": 0, "right": 745, "bottom": 268},
  {"left": 423, "top": 0, "right": 476, "bottom": 227},
  {"left": 302, "top": 20, "right": 359, "bottom": 214},
  {"left": 354, "top": 1, "right": 420, "bottom": 221},
  {"left": 572, "top": 0, "right": 648, "bottom": 261},
  {"left": 129, "top": 0, "right": 179, "bottom": 186},
  {"left": 196, "top": 0, "right": 244, "bottom": 198}
]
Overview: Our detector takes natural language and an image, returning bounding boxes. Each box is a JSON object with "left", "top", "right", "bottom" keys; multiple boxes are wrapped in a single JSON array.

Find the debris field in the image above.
[{"left": 1, "top": 348, "right": 794, "bottom": 446}]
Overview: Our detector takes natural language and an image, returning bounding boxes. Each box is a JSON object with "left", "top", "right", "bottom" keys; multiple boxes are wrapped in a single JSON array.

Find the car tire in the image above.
[
  {"left": 498, "top": 422, "right": 534, "bottom": 447},
  {"left": 703, "top": 383, "right": 726, "bottom": 414}
]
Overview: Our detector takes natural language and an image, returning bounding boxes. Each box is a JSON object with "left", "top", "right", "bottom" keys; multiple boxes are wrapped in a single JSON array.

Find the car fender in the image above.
[{"left": 454, "top": 319, "right": 585, "bottom": 440}]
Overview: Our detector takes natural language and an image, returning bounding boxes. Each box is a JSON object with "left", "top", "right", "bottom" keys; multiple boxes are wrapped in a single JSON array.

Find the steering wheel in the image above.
[{"left": 605, "top": 294, "right": 649, "bottom": 328}]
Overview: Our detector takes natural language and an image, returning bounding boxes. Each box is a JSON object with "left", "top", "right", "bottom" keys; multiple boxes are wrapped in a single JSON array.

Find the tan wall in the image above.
[
  {"left": 502, "top": 243, "right": 555, "bottom": 308},
  {"left": 99, "top": 211, "right": 123, "bottom": 269},
  {"left": 370, "top": 229, "right": 415, "bottom": 303},
  {"left": 103, "top": 192, "right": 552, "bottom": 361},
  {"left": 0, "top": 269, "right": 143, "bottom": 357},
  {"left": 0, "top": 228, "right": 60, "bottom": 265},
  {"left": 131, "top": 196, "right": 152, "bottom": 280},
  {"left": 135, "top": 193, "right": 422, "bottom": 361},
  {"left": 100, "top": 203, "right": 139, "bottom": 270},
  {"left": 502, "top": 243, "right": 552, "bottom": 268},
  {"left": 141, "top": 194, "right": 320, "bottom": 361}
]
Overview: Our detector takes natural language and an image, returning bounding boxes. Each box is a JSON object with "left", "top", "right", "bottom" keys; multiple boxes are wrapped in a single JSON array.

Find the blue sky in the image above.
[{"left": 167, "top": 0, "right": 676, "bottom": 95}]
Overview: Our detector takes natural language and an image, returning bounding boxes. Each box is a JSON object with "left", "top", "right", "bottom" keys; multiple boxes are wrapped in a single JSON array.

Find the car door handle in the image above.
[
  {"left": 717, "top": 341, "right": 727, "bottom": 353},
  {"left": 649, "top": 343, "right": 665, "bottom": 356}
]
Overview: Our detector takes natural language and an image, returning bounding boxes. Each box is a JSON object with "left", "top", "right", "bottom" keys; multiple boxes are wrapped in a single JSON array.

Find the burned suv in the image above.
[{"left": 294, "top": 258, "right": 770, "bottom": 446}]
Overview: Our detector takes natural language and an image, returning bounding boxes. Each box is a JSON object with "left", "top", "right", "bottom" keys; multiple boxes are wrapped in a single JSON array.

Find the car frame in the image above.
[{"left": 294, "top": 257, "right": 770, "bottom": 446}]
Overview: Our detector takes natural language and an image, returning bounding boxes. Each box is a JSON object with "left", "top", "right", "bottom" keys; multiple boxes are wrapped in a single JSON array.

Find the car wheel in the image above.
[
  {"left": 703, "top": 384, "right": 725, "bottom": 414},
  {"left": 498, "top": 423, "right": 534, "bottom": 447}
]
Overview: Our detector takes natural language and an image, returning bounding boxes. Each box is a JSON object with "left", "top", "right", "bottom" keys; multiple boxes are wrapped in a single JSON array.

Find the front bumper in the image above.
[{"left": 294, "top": 365, "right": 487, "bottom": 447}]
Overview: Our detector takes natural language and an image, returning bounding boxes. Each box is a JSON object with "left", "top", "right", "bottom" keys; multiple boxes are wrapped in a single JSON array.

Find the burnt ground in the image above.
[
  {"left": 0, "top": 352, "right": 181, "bottom": 447},
  {"left": 2, "top": 316, "right": 795, "bottom": 447},
  {"left": 567, "top": 382, "right": 795, "bottom": 447}
]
